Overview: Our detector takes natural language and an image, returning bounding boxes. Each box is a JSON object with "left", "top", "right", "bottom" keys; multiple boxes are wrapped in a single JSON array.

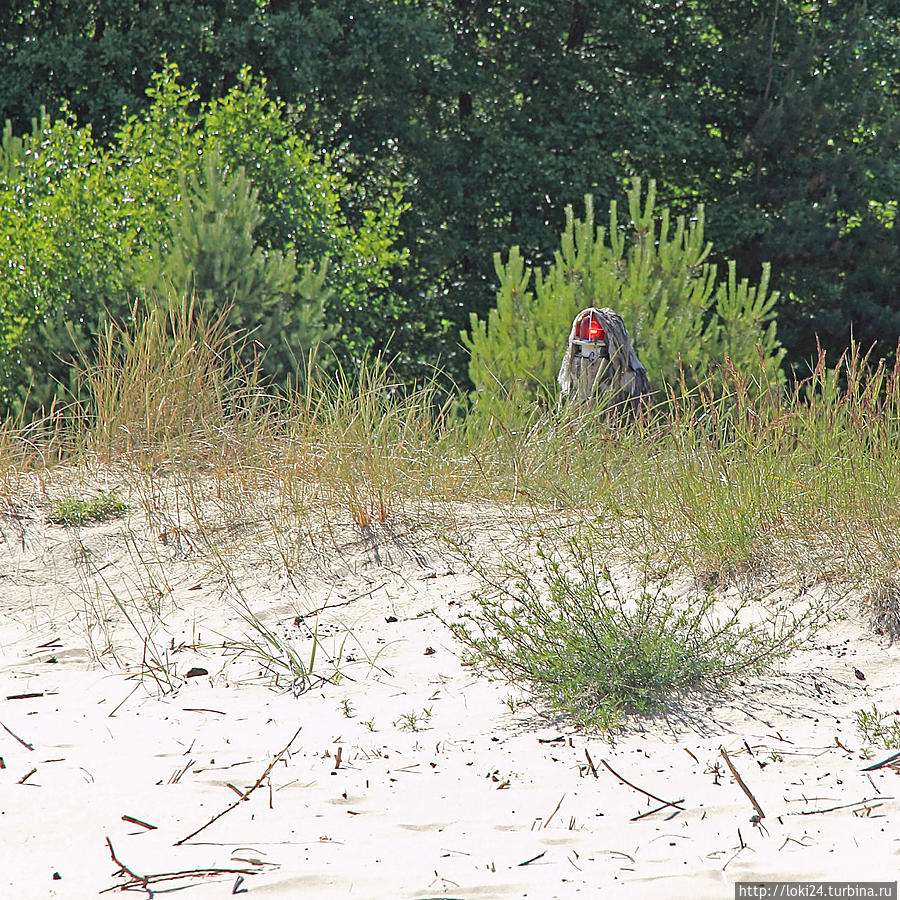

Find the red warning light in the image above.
[{"left": 577, "top": 313, "right": 605, "bottom": 342}]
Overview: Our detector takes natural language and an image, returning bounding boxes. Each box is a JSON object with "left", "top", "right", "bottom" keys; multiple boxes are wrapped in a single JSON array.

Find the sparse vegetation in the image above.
[
  {"left": 48, "top": 492, "right": 127, "bottom": 526},
  {"left": 450, "top": 537, "right": 827, "bottom": 729},
  {"left": 3, "top": 278, "right": 899, "bottom": 728},
  {"left": 855, "top": 705, "right": 900, "bottom": 750},
  {"left": 225, "top": 598, "right": 338, "bottom": 696},
  {"left": 864, "top": 577, "right": 900, "bottom": 642},
  {"left": 394, "top": 708, "right": 433, "bottom": 732}
]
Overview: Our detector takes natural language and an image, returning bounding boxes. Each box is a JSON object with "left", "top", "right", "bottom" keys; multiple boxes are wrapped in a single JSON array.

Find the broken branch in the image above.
[
  {"left": 600, "top": 758, "right": 685, "bottom": 812},
  {"left": 720, "top": 746, "right": 765, "bottom": 819},
  {"left": 175, "top": 724, "right": 302, "bottom": 845}
]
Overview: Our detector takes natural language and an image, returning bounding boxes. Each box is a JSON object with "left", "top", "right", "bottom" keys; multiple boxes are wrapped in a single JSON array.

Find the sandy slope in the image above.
[{"left": 1, "top": 483, "right": 899, "bottom": 899}]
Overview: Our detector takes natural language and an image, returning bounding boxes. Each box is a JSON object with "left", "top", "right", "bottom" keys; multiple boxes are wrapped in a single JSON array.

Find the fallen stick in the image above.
[
  {"left": 720, "top": 746, "right": 765, "bottom": 819},
  {"left": 121, "top": 814, "right": 157, "bottom": 830},
  {"left": 175, "top": 725, "right": 302, "bottom": 845},
  {"left": 852, "top": 801, "right": 883, "bottom": 817},
  {"left": 543, "top": 793, "right": 565, "bottom": 829},
  {"left": 584, "top": 748, "right": 598, "bottom": 778},
  {"left": 103, "top": 837, "right": 258, "bottom": 893},
  {"left": 790, "top": 796, "right": 889, "bottom": 816},
  {"left": 108, "top": 684, "right": 141, "bottom": 718},
  {"left": 631, "top": 800, "right": 685, "bottom": 822},
  {"left": 778, "top": 835, "right": 815, "bottom": 851},
  {"left": 300, "top": 582, "right": 387, "bottom": 618},
  {"left": 600, "top": 758, "right": 685, "bottom": 812},
  {"left": 862, "top": 750, "right": 900, "bottom": 771},
  {"left": 0, "top": 720, "right": 33, "bottom": 750}
]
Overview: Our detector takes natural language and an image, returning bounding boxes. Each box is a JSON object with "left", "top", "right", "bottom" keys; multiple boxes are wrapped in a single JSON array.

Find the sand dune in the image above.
[{"left": 2, "top": 481, "right": 899, "bottom": 899}]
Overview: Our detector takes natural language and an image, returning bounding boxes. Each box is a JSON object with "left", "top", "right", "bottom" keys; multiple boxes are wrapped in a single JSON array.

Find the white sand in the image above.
[{"left": 2, "top": 485, "right": 899, "bottom": 899}]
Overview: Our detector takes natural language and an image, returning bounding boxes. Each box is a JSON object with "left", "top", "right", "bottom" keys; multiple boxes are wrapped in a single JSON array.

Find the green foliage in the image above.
[
  {"left": 2, "top": 3, "right": 897, "bottom": 380},
  {"left": 0, "top": 110, "right": 132, "bottom": 411},
  {"left": 0, "top": 63, "right": 404, "bottom": 414},
  {"left": 855, "top": 705, "right": 900, "bottom": 751},
  {"left": 700, "top": 4, "right": 900, "bottom": 367},
  {"left": 136, "top": 152, "right": 333, "bottom": 382},
  {"left": 48, "top": 492, "right": 127, "bottom": 526},
  {"left": 0, "top": 118, "right": 28, "bottom": 179},
  {"left": 463, "top": 179, "right": 784, "bottom": 406},
  {"left": 116, "top": 65, "right": 407, "bottom": 365},
  {"left": 461, "top": 246, "right": 559, "bottom": 408},
  {"left": 451, "top": 537, "right": 822, "bottom": 729}
]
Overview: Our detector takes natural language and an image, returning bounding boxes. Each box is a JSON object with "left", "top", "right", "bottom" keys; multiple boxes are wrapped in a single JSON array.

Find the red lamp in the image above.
[{"left": 576, "top": 312, "right": 605, "bottom": 342}]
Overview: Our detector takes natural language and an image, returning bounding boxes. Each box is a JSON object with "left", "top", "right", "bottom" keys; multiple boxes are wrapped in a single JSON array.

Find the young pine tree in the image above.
[
  {"left": 135, "top": 152, "right": 333, "bottom": 383},
  {"left": 462, "top": 179, "right": 784, "bottom": 408}
]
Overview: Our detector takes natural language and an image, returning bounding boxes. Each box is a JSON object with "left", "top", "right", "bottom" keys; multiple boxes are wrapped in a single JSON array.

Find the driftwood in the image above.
[{"left": 557, "top": 307, "right": 650, "bottom": 416}]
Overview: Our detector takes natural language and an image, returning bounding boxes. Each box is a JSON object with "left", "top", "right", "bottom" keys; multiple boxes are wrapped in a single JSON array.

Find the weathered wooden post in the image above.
[{"left": 557, "top": 307, "right": 650, "bottom": 416}]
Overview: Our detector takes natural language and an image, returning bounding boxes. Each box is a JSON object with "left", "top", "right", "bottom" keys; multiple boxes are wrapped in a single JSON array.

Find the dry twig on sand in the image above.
[
  {"left": 600, "top": 758, "right": 685, "bottom": 814},
  {"left": 175, "top": 724, "right": 302, "bottom": 845},
  {"left": 789, "top": 796, "right": 890, "bottom": 816},
  {"left": 720, "top": 746, "right": 765, "bottom": 819},
  {"left": 0, "top": 720, "right": 33, "bottom": 750},
  {"left": 103, "top": 837, "right": 258, "bottom": 893}
]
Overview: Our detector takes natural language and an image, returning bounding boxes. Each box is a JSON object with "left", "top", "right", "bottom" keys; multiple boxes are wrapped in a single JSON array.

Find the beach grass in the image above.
[{"left": 4, "top": 302, "right": 898, "bottom": 723}]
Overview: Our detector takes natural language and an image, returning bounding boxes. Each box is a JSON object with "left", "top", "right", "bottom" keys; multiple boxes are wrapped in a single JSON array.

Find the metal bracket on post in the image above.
[{"left": 572, "top": 339, "right": 608, "bottom": 363}]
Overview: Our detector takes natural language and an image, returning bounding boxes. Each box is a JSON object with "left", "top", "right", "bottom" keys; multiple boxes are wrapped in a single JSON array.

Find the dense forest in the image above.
[{"left": 1, "top": 0, "right": 898, "bottom": 413}]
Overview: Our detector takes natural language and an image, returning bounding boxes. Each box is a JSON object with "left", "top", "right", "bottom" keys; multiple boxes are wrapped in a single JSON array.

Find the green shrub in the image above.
[
  {"left": 462, "top": 179, "right": 785, "bottom": 408},
  {"left": 451, "top": 536, "right": 823, "bottom": 729},
  {"left": 135, "top": 152, "right": 334, "bottom": 382},
  {"left": 0, "top": 64, "right": 405, "bottom": 415},
  {"left": 115, "top": 64, "right": 407, "bottom": 368},
  {"left": 855, "top": 705, "right": 900, "bottom": 750},
  {"left": 0, "top": 110, "right": 132, "bottom": 411}
]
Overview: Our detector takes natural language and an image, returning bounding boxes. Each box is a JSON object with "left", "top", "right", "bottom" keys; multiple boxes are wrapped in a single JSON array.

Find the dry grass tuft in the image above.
[{"left": 863, "top": 576, "right": 900, "bottom": 642}]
